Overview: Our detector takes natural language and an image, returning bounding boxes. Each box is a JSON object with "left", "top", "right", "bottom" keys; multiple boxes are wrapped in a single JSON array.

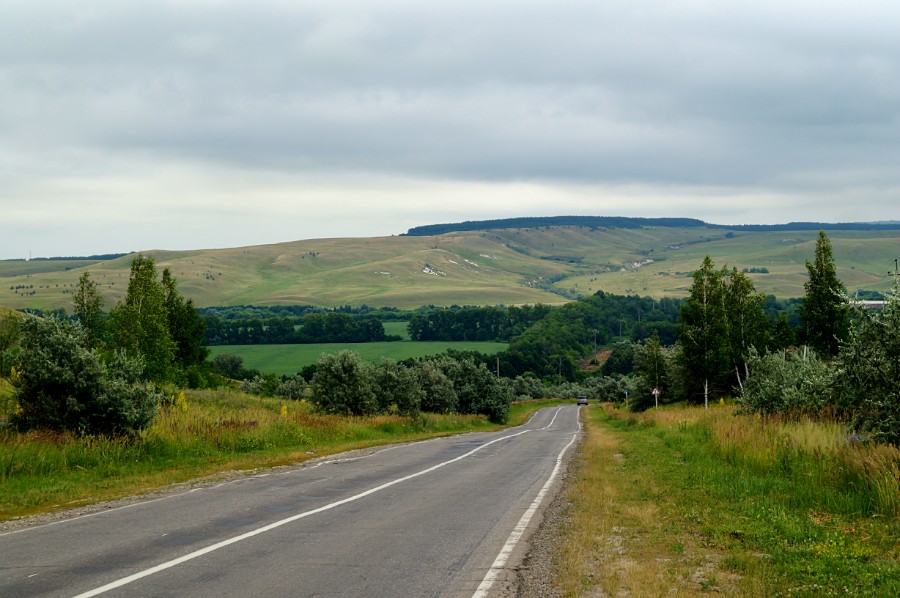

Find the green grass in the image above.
[
  {"left": 554, "top": 403, "right": 899, "bottom": 596},
  {"left": 382, "top": 321, "right": 410, "bottom": 339},
  {"left": 207, "top": 341, "right": 507, "bottom": 376},
  {"left": 0, "top": 388, "right": 559, "bottom": 521},
  {"left": 2, "top": 227, "right": 897, "bottom": 311}
]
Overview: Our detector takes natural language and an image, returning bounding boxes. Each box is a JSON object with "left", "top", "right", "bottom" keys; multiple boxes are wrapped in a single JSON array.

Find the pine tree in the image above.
[{"left": 799, "top": 231, "right": 849, "bottom": 358}]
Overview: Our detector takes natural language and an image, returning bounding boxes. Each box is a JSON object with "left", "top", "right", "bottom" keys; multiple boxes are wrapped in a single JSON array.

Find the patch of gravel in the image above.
[{"left": 514, "top": 460, "right": 575, "bottom": 598}]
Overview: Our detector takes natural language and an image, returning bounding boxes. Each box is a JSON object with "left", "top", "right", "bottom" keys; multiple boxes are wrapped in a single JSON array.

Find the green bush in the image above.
[
  {"left": 311, "top": 350, "right": 378, "bottom": 416},
  {"left": 11, "top": 317, "right": 161, "bottom": 436},
  {"left": 737, "top": 348, "right": 832, "bottom": 417}
]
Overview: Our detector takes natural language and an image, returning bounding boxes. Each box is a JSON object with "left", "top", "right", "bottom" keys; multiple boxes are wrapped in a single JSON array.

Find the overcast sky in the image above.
[{"left": 2, "top": 0, "right": 899, "bottom": 259}]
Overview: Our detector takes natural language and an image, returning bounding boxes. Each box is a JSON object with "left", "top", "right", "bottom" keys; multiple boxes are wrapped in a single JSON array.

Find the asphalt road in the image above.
[{"left": 0, "top": 406, "right": 582, "bottom": 598}]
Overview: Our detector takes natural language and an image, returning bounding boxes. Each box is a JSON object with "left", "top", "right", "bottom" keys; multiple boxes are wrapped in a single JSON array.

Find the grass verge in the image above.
[
  {"left": 0, "top": 389, "right": 561, "bottom": 522},
  {"left": 554, "top": 403, "right": 899, "bottom": 596}
]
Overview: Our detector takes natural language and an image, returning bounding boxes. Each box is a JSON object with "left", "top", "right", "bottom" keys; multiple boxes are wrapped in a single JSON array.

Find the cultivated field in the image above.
[
  {"left": 1, "top": 226, "right": 897, "bottom": 311},
  {"left": 207, "top": 341, "right": 508, "bottom": 377}
]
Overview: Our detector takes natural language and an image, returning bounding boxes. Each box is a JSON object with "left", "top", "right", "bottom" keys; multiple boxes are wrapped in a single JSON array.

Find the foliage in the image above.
[
  {"left": 799, "top": 231, "right": 850, "bottom": 358},
  {"left": 72, "top": 271, "right": 105, "bottom": 347},
  {"left": 311, "top": 350, "right": 378, "bottom": 416},
  {"left": 162, "top": 269, "right": 209, "bottom": 368},
  {"left": 408, "top": 304, "right": 551, "bottom": 342},
  {"left": 373, "top": 359, "right": 424, "bottom": 416},
  {"left": 502, "top": 292, "right": 682, "bottom": 380},
  {"left": 737, "top": 348, "right": 833, "bottom": 417},
  {"left": 724, "top": 267, "right": 769, "bottom": 386},
  {"left": 833, "top": 287, "right": 900, "bottom": 445},
  {"left": 109, "top": 255, "right": 176, "bottom": 381},
  {"left": 203, "top": 312, "right": 393, "bottom": 345},
  {"left": 0, "top": 312, "right": 21, "bottom": 377},
  {"left": 415, "top": 360, "right": 459, "bottom": 413},
  {"left": 631, "top": 331, "right": 671, "bottom": 410},
  {"left": 677, "top": 256, "right": 730, "bottom": 405},
  {"left": 10, "top": 317, "right": 161, "bottom": 436},
  {"left": 601, "top": 342, "right": 635, "bottom": 376}
]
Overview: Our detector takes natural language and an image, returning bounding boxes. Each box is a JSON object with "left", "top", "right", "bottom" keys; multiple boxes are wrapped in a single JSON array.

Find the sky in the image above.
[{"left": 2, "top": 0, "right": 899, "bottom": 259}]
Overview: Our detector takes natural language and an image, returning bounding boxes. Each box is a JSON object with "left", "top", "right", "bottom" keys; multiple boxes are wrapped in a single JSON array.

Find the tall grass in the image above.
[
  {"left": 1, "top": 388, "right": 530, "bottom": 521},
  {"left": 554, "top": 403, "right": 899, "bottom": 596}
]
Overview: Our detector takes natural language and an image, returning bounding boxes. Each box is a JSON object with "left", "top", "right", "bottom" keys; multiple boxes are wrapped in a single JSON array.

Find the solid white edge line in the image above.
[
  {"left": 71, "top": 429, "right": 531, "bottom": 598},
  {"left": 472, "top": 408, "right": 582, "bottom": 598}
]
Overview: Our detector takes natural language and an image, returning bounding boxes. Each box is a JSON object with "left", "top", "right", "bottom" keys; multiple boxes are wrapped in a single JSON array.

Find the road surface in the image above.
[{"left": 0, "top": 406, "right": 581, "bottom": 597}]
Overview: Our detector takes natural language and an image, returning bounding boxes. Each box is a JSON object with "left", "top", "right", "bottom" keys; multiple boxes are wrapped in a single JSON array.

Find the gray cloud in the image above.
[{"left": 2, "top": 0, "right": 899, "bottom": 258}]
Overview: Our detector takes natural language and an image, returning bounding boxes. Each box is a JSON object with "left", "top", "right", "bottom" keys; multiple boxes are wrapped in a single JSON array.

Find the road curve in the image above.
[{"left": 0, "top": 406, "right": 582, "bottom": 598}]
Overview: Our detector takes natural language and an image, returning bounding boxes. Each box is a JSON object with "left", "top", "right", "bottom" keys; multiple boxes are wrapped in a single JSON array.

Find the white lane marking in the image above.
[
  {"left": 472, "top": 408, "right": 582, "bottom": 598},
  {"left": 71, "top": 429, "right": 531, "bottom": 598},
  {"left": 539, "top": 406, "right": 563, "bottom": 430}
]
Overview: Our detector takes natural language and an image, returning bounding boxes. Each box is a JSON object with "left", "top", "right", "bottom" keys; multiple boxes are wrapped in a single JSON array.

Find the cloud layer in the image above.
[{"left": 2, "top": 0, "right": 899, "bottom": 257}]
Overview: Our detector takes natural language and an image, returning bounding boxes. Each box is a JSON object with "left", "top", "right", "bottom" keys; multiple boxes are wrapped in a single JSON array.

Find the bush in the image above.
[
  {"left": 11, "top": 317, "right": 161, "bottom": 436},
  {"left": 737, "top": 348, "right": 832, "bottom": 417},
  {"left": 311, "top": 351, "right": 378, "bottom": 416},
  {"left": 833, "top": 290, "right": 900, "bottom": 445},
  {"left": 373, "top": 359, "right": 424, "bottom": 416},
  {"left": 415, "top": 360, "right": 458, "bottom": 414}
]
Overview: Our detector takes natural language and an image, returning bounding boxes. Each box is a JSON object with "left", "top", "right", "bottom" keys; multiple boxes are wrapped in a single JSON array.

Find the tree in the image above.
[
  {"left": 0, "top": 312, "right": 22, "bottom": 377},
  {"left": 109, "top": 255, "right": 176, "bottom": 381},
  {"left": 11, "top": 317, "right": 161, "bottom": 436},
  {"left": 72, "top": 271, "right": 105, "bottom": 347},
  {"left": 799, "top": 231, "right": 849, "bottom": 358},
  {"left": 633, "top": 331, "right": 668, "bottom": 409},
  {"left": 162, "top": 268, "right": 209, "bottom": 368},
  {"left": 677, "top": 256, "right": 730, "bottom": 407},
  {"left": 724, "top": 268, "right": 769, "bottom": 391}
]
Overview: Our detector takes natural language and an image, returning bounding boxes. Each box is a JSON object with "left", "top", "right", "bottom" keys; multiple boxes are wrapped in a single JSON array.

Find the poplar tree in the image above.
[{"left": 799, "top": 231, "right": 849, "bottom": 358}]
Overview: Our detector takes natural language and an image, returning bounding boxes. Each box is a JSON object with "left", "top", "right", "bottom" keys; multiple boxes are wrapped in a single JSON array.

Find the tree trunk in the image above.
[{"left": 704, "top": 378, "right": 709, "bottom": 409}]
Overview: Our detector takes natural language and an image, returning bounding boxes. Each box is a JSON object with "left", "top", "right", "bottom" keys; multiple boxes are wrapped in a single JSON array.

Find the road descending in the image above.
[{"left": 1, "top": 406, "right": 582, "bottom": 597}]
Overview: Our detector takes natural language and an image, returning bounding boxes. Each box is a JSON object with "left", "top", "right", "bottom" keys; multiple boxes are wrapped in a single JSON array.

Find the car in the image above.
[{"left": 576, "top": 395, "right": 588, "bottom": 406}]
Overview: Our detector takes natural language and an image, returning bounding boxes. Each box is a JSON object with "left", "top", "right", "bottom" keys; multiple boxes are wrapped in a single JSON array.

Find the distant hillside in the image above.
[
  {"left": 404, "top": 216, "right": 900, "bottom": 236},
  {"left": 1, "top": 222, "right": 898, "bottom": 310}
]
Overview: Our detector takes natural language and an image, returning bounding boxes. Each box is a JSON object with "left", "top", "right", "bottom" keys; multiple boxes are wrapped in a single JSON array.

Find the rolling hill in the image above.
[{"left": 1, "top": 221, "right": 898, "bottom": 311}]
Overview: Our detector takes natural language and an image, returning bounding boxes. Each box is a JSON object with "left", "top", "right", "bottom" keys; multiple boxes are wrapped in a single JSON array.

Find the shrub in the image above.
[
  {"left": 11, "top": 317, "right": 161, "bottom": 436},
  {"left": 737, "top": 348, "right": 832, "bottom": 417},
  {"left": 311, "top": 350, "right": 378, "bottom": 416},
  {"left": 415, "top": 360, "right": 458, "bottom": 414},
  {"left": 373, "top": 359, "right": 424, "bottom": 417},
  {"left": 833, "top": 289, "right": 900, "bottom": 445}
]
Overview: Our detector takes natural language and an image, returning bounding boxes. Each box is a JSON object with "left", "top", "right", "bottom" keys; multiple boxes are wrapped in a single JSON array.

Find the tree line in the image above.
[{"left": 203, "top": 312, "right": 397, "bottom": 345}]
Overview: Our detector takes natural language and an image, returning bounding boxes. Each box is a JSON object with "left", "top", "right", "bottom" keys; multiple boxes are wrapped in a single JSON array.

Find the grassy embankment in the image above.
[
  {"left": 554, "top": 403, "right": 899, "bottom": 596},
  {"left": 0, "top": 382, "right": 561, "bottom": 522}
]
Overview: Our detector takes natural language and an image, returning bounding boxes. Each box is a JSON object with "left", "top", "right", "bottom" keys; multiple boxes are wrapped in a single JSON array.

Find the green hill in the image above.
[{"left": 1, "top": 224, "right": 897, "bottom": 310}]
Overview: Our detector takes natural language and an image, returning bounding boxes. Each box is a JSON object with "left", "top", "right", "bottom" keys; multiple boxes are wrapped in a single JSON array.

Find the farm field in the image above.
[{"left": 208, "top": 340, "right": 508, "bottom": 376}]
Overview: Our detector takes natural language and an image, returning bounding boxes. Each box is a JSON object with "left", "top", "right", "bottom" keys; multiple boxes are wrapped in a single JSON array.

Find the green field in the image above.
[
  {"left": 208, "top": 340, "right": 507, "bottom": 376},
  {"left": 2, "top": 226, "right": 897, "bottom": 311},
  {"left": 382, "top": 321, "right": 411, "bottom": 340}
]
